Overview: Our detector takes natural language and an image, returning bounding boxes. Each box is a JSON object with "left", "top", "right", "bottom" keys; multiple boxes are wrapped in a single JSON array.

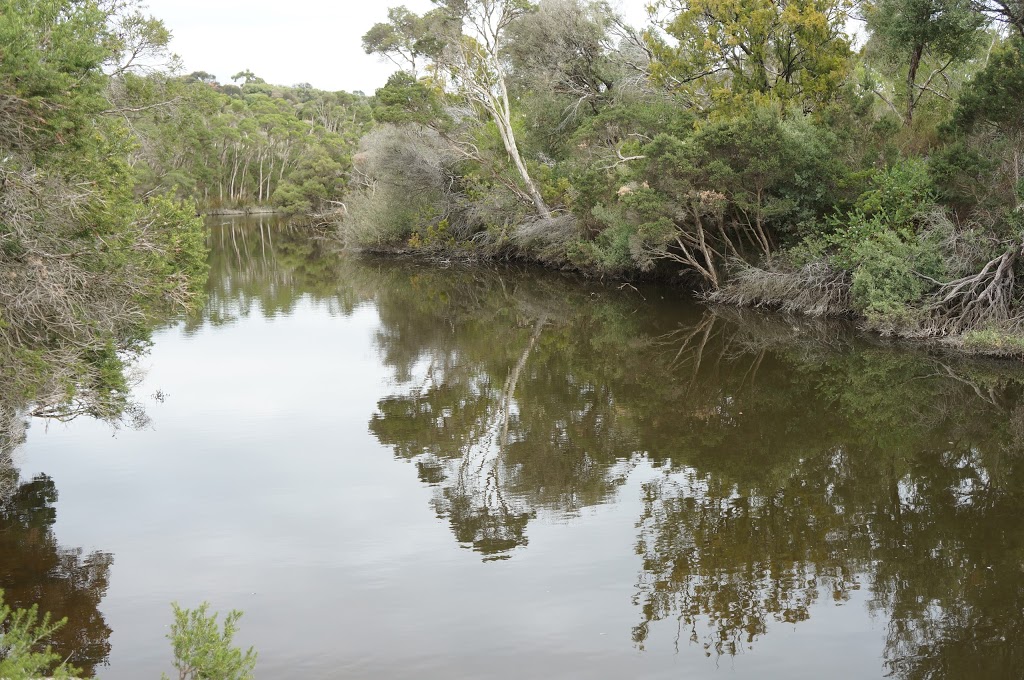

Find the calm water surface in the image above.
[{"left": 3, "top": 215, "right": 1024, "bottom": 678}]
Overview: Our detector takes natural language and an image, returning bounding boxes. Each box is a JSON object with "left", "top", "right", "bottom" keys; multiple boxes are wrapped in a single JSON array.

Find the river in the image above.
[{"left": 2, "top": 215, "right": 1023, "bottom": 679}]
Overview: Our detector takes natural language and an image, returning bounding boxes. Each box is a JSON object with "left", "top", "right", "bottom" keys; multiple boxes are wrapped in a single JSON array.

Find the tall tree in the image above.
[
  {"left": 361, "top": 6, "right": 434, "bottom": 74},
  {"left": 646, "top": 0, "right": 854, "bottom": 109},
  {"left": 505, "top": 0, "right": 618, "bottom": 113},
  {"left": 867, "top": 0, "right": 984, "bottom": 125},
  {"left": 365, "top": 0, "right": 554, "bottom": 219}
]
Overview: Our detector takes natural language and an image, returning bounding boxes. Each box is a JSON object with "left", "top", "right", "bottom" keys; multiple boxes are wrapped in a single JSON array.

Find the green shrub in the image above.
[
  {"left": 854, "top": 158, "right": 936, "bottom": 228},
  {"left": 566, "top": 210, "right": 637, "bottom": 274},
  {"left": 793, "top": 158, "right": 947, "bottom": 328},
  {"left": 0, "top": 590, "right": 79, "bottom": 680},
  {"left": 164, "top": 602, "right": 257, "bottom": 680},
  {"left": 848, "top": 229, "right": 939, "bottom": 329}
]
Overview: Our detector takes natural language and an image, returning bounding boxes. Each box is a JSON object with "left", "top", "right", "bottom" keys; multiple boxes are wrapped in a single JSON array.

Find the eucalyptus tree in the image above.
[
  {"left": 361, "top": 6, "right": 436, "bottom": 75},
  {"left": 866, "top": 0, "right": 985, "bottom": 125},
  {"left": 365, "top": 0, "right": 554, "bottom": 219},
  {"left": 504, "top": 0, "right": 620, "bottom": 116}
]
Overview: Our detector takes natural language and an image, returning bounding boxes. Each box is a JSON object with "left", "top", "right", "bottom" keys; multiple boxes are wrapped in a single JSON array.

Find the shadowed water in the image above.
[{"left": 3, "top": 215, "right": 1024, "bottom": 678}]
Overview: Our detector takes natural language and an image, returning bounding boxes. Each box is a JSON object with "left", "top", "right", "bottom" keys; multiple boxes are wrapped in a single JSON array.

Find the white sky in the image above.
[{"left": 144, "top": 0, "right": 652, "bottom": 94}]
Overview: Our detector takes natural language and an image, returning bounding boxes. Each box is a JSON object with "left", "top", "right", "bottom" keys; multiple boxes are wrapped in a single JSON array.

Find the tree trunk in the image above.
[
  {"left": 229, "top": 146, "right": 240, "bottom": 203},
  {"left": 266, "top": 154, "right": 275, "bottom": 201},
  {"left": 494, "top": 73, "right": 551, "bottom": 220},
  {"left": 240, "top": 155, "right": 251, "bottom": 202},
  {"left": 905, "top": 44, "right": 924, "bottom": 126},
  {"left": 258, "top": 151, "right": 265, "bottom": 203},
  {"left": 1015, "top": 143, "right": 1022, "bottom": 210}
]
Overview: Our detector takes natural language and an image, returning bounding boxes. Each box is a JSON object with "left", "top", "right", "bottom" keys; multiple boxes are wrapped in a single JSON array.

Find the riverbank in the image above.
[
  {"left": 204, "top": 205, "right": 281, "bottom": 216},
  {"left": 344, "top": 237, "right": 1024, "bottom": 362}
]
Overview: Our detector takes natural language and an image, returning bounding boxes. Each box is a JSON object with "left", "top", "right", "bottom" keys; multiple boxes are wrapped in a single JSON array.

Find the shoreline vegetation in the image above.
[
  {"left": 333, "top": 0, "right": 1024, "bottom": 359},
  {"left": 6, "top": 0, "right": 1023, "bottom": 398},
  {"left": 0, "top": 0, "right": 372, "bottom": 422},
  {"left": 0, "top": 0, "right": 208, "bottom": 425}
]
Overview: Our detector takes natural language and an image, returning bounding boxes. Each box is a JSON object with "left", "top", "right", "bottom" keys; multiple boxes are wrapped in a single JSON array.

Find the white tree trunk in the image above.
[{"left": 451, "top": 1, "right": 552, "bottom": 220}]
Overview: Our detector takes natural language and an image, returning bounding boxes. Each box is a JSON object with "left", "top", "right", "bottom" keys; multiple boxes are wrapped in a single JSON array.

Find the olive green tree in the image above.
[
  {"left": 646, "top": 0, "right": 854, "bottom": 110},
  {"left": 866, "top": 0, "right": 984, "bottom": 125}
]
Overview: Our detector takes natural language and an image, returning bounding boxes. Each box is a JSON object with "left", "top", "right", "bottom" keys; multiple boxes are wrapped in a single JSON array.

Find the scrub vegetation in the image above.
[
  {"left": 0, "top": 0, "right": 208, "bottom": 418},
  {"left": 0, "top": 0, "right": 380, "bottom": 419},
  {"left": 0, "top": 591, "right": 257, "bottom": 680},
  {"left": 345, "top": 0, "right": 1024, "bottom": 352}
]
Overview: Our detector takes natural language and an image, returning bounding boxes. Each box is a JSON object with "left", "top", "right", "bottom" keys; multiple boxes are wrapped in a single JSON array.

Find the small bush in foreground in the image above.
[
  {"left": 164, "top": 602, "right": 257, "bottom": 680},
  {"left": 0, "top": 590, "right": 79, "bottom": 680}
]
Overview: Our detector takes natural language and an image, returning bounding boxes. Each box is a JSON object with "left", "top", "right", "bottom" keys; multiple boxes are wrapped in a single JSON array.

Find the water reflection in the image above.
[
  {"left": 344, "top": 234, "right": 1024, "bottom": 675},
  {"left": 367, "top": 268, "right": 646, "bottom": 559},
  {"left": 143, "top": 217, "right": 1024, "bottom": 675},
  {"left": 193, "top": 216, "right": 360, "bottom": 328},
  {"left": 0, "top": 409, "right": 113, "bottom": 676},
  {"left": 7, "top": 216, "right": 1024, "bottom": 678}
]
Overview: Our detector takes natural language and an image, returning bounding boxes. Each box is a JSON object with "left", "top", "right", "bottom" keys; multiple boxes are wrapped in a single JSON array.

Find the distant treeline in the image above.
[{"left": 127, "top": 71, "right": 373, "bottom": 215}]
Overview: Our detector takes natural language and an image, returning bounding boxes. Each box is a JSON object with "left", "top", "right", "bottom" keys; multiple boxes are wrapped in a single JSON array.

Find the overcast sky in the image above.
[{"left": 143, "top": 0, "right": 652, "bottom": 94}]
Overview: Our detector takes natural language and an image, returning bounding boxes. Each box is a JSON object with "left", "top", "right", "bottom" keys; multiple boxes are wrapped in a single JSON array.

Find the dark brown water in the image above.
[{"left": 3, "top": 215, "right": 1024, "bottom": 678}]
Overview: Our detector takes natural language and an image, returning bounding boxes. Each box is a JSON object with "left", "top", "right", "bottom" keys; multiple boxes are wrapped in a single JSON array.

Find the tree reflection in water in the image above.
[
  {"left": 624, "top": 314, "right": 1024, "bottom": 677},
  {"left": 0, "top": 409, "right": 114, "bottom": 677},
  {"left": 358, "top": 253, "right": 1024, "bottom": 677},
  {"left": 95, "top": 215, "right": 1024, "bottom": 677}
]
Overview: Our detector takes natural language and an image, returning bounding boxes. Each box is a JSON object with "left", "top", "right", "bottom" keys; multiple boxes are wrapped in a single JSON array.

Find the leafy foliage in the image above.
[
  {"left": 0, "top": 591, "right": 79, "bottom": 680},
  {"left": 866, "top": 0, "right": 984, "bottom": 124},
  {"left": 646, "top": 0, "right": 854, "bottom": 108},
  {"left": 164, "top": 603, "right": 257, "bottom": 680},
  {"left": 0, "top": 0, "right": 208, "bottom": 415},
  {"left": 373, "top": 72, "right": 448, "bottom": 126}
]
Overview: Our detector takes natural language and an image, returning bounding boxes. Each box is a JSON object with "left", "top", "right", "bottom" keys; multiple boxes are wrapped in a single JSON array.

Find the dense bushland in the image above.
[
  {"left": 343, "top": 0, "right": 1024, "bottom": 353},
  {"left": 127, "top": 72, "right": 373, "bottom": 215},
  {"left": 0, "top": 0, "right": 210, "bottom": 417},
  {"left": 0, "top": 0, "right": 375, "bottom": 418}
]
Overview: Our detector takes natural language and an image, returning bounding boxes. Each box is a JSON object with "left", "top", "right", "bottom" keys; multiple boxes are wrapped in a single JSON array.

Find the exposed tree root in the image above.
[{"left": 924, "top": 243, "right": 1023, "bottom": 336}]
